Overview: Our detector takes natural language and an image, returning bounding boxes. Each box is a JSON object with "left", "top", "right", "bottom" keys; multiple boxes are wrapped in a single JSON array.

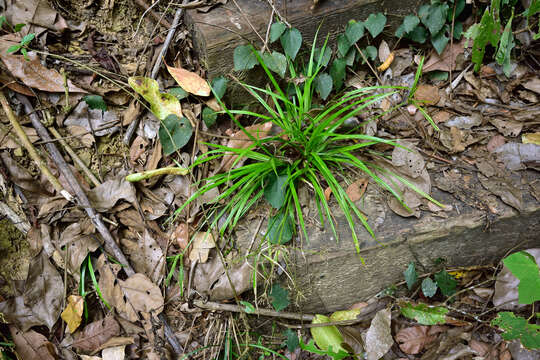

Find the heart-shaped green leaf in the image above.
[
  {"left": 202, "top": 107, "right": 217, "bottom": 127},
  {"left": 280, "top": 28, "right": 302, "bottom": 60},
  {"left": 314, "top": 46, "right": 332, "bottom": 68},
  {"left": 264, "top": 172, "right": 289, "bottom": 208},
  {"left": 364, "top": 13, "right": 386, "bottom": 38},
  {"left": 337, "top": 34, "right": 351, "bottom": 57},
  {"left": 403, "top": 15, "right": 420, "bottom": 34},
  {"left": 262, "top": 51, "right": 287, "bottom": 78},
  {"left": 315, "top": 73, "right": 333, "bottom": 100},
  {"left": 345, "top": 20, "right": 364, "bottom": 44},
  {"left": 421, "top": 3, "right": 448, "bottom": 35},
  {"left": 211, "top": 76, "right": 228, "bottom": 100},
  {"left": 407, "top": 25, "right": 428, "bottom": 44},
  {"left": 431, "top": 28, "right": 449, "bottom": 55},
  {"left": 267, "top": 212, "right": 293, "bottom": 244},
  {"left": 234, "top": 45, "right": 258, "bottom": 71},
  {"left": 270, "top": 22, "right": 287, "bottom": 43},
  {"left": 159, "top": 114, "right": 193, "bottom": 155},
  {"left": 421, "top": 277, "right": 438, "bottom": 298},
  {"left": 330, "top": 58, "right": 346, "bottom": 91}
]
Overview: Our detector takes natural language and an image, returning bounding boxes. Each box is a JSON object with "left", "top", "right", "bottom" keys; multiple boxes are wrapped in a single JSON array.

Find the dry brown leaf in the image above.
[
  {"left": 102, "top": 345, "right": 126, "bottom": 360},
  {"left": 364, "top": 308, "right": 393, "bottom": 360},
  {"left": 189, "top": 231, "right": 216, "bottom": 263},
  {"left": 167, "top": 65, "right": 211, "bottom": 96},
  {"left": 61, "top": 295, "right": 84, "bottom": 333},
  {"left": 124, "top": 230, "right": 165, "bottom": 284},
  {"left": 395, "top": 326, "right": 440, "bottom": 354},
  {"left": 378, "top": 40, "right": 391, "bottom": 63},
  {"left": 87, "top": 177, "right": 137, "bottom": 212},
  {"left": 423, "top": 39, "right": 466, "bottom": 72},
  {"left": 73, "top": 316, "right": 121, "bottom": 353},
  {"left": 10, "top": 327, "right": 57, "bottom": 360},
  {"left": 0, "top": 125, "right": 39, "bottom": 149},
  {"left": 205, "top": 97, "right": 222, "bottom": 112},
  {"left": 487, "top": 135, "right": 506, "bottom": 153},
  {"left": 0, "top": 34, "right": 85, "bottom": 93},
  {"left": 324, "top": 186, "right": 332, "bottom": 201},
  {"left": 58, "top": 223, "right": 100, "bottom": 280},
  {"left": 173, "top": 223, "right": 190, "bottom": 250},
  {"left": 489, "top": 118, "right": 522, "bottom": 137},
  {"left": 432, "top": 110, "right": 452, "bottom": 124},
  {"left": 522, "top": 132, "right": 540, "bottom": 145},
  {"left": 414, "top": 84, "right": 440, "bottom": 104},
  {"left": 346, "top": 178, "right": 368, "bottom": 202},
  {"left": 522, "top": 77, "right": 540, "bottom": 94},
  {"left": 122, "top": 100, "right": 140, "bottom": 126},
  {"left": 119, "top": 273, "right": 164, "bottom": 316},
  {"left": 219, "top": 122, "right": 273, "bottom": 172},
  {"left": 5, "top": 0, "right": 67, "bottom": 35},
  {"left": 130, "top": 136, "right": 148, "bottom": 165}
]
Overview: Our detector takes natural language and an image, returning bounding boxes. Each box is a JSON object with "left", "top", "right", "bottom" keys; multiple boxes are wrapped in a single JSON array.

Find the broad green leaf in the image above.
[
  {"left": 21, "top": 48, "right": 29, "bottom": 60},
  {"left": 453, "top": 21, "right": 463, "bottom": 39},
  {"left": 21, "top": 33, "right": 35, "bottom": 46},
  {"left": 495, "top": 15, "right": 514, "bottom": 77},
  {"left": 330, "top": 58, "right": 346, "bottom": 91},
  {"left": 233, "top": 45, "right": 258, "bottom": 71},
  {"left": 421, "top": 278, "right": 438, "bottom": 298},
  {"left": 269, "top": 284, "right": 289, "bottom": 311},
  {"left": 345, "top": 20, "right": 365, "bottom": 44},
  {"left": 329, "top": 308, "right": 362, "bottom": 322},
  {"left": 270, "top": 22, "right": 287, "bottom": 43},
  {"left": 211, "top": 76, "right": 228, "bottom": 100},
  {"left": 6, "top": 44, "right": 21, "bottom": 53},
  {"left": 361, "top": 45, "right": 377, "bottom": 61},
  {"left": 310, "top": 315, "right": 349, "bottom": 355},
  {"left": 403, "top": 262, "right": 418, "bottom": 290},
  {"left": 264, "top": 172, "right": 289, "bottom": 209},
  {"left": 344, "top": 48, "right": 355, "bottom": 66},
  {"left": 434, "top": 270, "right": 457, "bottom": 297},
  {"left": 469, "top": 9, "right": 500, "bottom": 72},
  {"left": 299, "top": 339, "right": 349, "bottom": 360},
  {"left": 314, "top": 46, "right": 332, "bottom": 68},
  {"left": 418, "top": 4, "right": 430, "bottom": 20},
  {"left": 159, "top": 114, "right": 193, "bottom": 155},
  {"left": 337, "top": 34, "right": 351, "bottom": 57},
  {"left": 83, "top": 95, "right": 107, "bottom": 111},
  {"left": 168, "top": 87, "right": 189, "bottom": 100},
  {"left": 280, "top": 28, "right": 302, "bottom": 60},
  {"left": 450, "top": 0, "right": 466, "bottom": 20},
  {"left": 364, "top": 13, "right": 386, "bottom": 38},
  {"left": 431, "top": 29, "right": 449, "bottom": 55},
  {"left": 403, "top": 15, "right": 420, "bottom": 33},
  {"left": 407, "top": 25, "right": 428, "bottom": 43},
  {"left": 267, "top": 212, "right": 294, "bottom": 244},
  {"left": 240, "top": 301, "right": 255, "bottom": 313},
  {"left": 14, "top": 23, "right": 25, "bottom": 32},
  {"left": 202, "top": 107, "right": 217, "bottom": 127},
  {"left": 503, "top": 251, "right": 540, "bottom": 304},
  {"left": 128, "top": 77, "right": 182, "bottom": 120},
  {"left": 262, "top": 51, "right": 287, "bottom": 78},
  {"left": 395, "top": 24, "right": 407, "bottom": 38},
  {"left": 315, "top": 73, "right": 332, "bottom": 100},
  {"left": 284, "top": 329, "right": 299, "bottom": 352},
  {"left": 400, "top": 302, "right": 448, "bottom": 325},
  {"left": 491, "top": 312, "right": 540, "bottom": 349},
  {"left": 422, "top": 3, "right": 448, "bottom": 35}
]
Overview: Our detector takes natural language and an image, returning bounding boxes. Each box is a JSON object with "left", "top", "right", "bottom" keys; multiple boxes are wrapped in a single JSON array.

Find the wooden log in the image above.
[{"left": 186, "top": 0, "right": 422, "bottom": 86}]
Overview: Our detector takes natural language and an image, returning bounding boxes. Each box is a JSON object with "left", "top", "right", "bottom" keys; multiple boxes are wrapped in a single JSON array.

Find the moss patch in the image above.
[{"left": 0, "top": 219, "right": 30, "bottom": 298}]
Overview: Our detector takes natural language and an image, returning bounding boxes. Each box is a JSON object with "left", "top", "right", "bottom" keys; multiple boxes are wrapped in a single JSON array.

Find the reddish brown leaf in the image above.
[
  {"left": 167, "top": 65, "right": 211, "bottom": 97},
  {"left": 414, "top": 84, "right": 440, "bottom": 104},
  {"left": 395, "top": 326, "right": 441, "bottom": 354},
  {"left": 423, "top": 39, "right": 466, "bottom": 72},
  {"left": 73, "top": 315, "right": 121, "bottom": 353},
  {"left": 173, "top": 222, "right": 190, "bottom": 250},
  {"left": 10, "top": 327, "right": 57, "bottom": 360},
  {"left": 346, "top": 178, "right": 368, "bottom": 202}
]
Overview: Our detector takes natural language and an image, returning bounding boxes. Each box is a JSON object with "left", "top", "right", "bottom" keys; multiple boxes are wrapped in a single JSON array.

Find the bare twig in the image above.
[
  {"left": 134, "top": 0, "right": 172, "bottom": 29},
  {"left": 0, "top": 201, "right": 30, "bottom": 234},
  {"left": 0, "top": 90, "right": 72, "bottom": 201},
  {"left": 15, "top": 94, "right": 184, "bottom": 355}
]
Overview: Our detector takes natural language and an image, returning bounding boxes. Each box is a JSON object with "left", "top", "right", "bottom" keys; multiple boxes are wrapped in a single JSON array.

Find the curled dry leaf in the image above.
[
  {"left": 0, "top": 34, "right": 85, "bottom": 93},
  {"left": 64, "top": 101, "right": 119, "bottom": 137},
  {"left": 346, "top": 178, "right": 368, "bottom": 202},
  {"left": 189, "top": 231, "right": 216, "bottom": 263},
  {"left": 423, "top": 39, "right": 466, "bottom": 72},
  {"left": 219, "top": 122, "right": 273, "bottom": 172},
  {"left": 9, "top": 327, "right": 57, "bottom": 360},
  {"left": 102, "top": 345, "right": 126, "bottom": 360},
  {"left": 395, "top": 326, "right": 441, "bottom": 354},
  {"left": 119, "top": 273, "right": 164, "bottom": 316},
  {"left": 58, "top": 223, "right": 99, "bottom": 280},
  {"left": 167, "top": 65, "right": 211, "bottom": 97},
  {"left": 61, "top": 295, "right": 84, "bottom": 333},
  {"left": 73, "top": 315, "right": 121, "bottom": 353},
  {"left": 364, "top": 308, "right": 393, "bottom": 360},
  {"left": 87, "top": 177, "right": 137, "bottom": 212}
]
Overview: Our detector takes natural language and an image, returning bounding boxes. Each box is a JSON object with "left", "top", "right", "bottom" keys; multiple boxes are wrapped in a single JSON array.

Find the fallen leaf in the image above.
[
  {"left": 0, "top": 296, "right": 42, "bottom": 331},
  {"left": 58, "top": 223, "right": 100, "bottom": 280},
  {"left": 522, "top": 78, "right": 540, "bottom": 94},
  {"left": 479, "top": 175, "right": 523, "bottom": 211},
  {"left": 123, "top": 230, "right": 165, "bottom": 284},
  {"left": 494, "top": 143, "right": 540, "bottom": 170},
  {"left": 102, "top": 345, "right": 125, "bottom": 360},
  {"left": 414, "top": 84, "right": 440, "bottom": 104},
  {"left": 378, "top": 40, "right": 391, "bottom": 63},
  {"left": 61, "top": 295, "right": 84, "bottom": 333},
  {"left": 522, "top": 132, "right": 540, "bottom": 145},
  {"left": 73, "top": 316, "right": 121, "bottom": 353},
  {"left": 64, "top": 101, "right": 119, "bottom": 136},
  {"left": 0, "top": 34, "right": 85, "bottom": 93},
  {"left": 324, "top": 186, "right": 332, "bottom": 201},
  {"left": 189, "top": 231, "right": 216, "bottom": 263},
  {"left": 128, "top": 76, "right": 182, "bottom": 120},
  {"left": 93, "top": 337, "right": 134, "bottom": 354},
  {"left": 122, "top": 100, "right": 140, "bottom": 126},
  {"left": 5, "top": 0, "right": 67, "bottom": 35},
  {"left": 167, "top": 65, "right": 211, "bottom": 97},
  {"left": 119, "top": 273, "right": 164, "bottom": 316},
  {"left": 0, "top": 125, "right": 39, "bottom": 149},
  {"left": 129, "top": 136, "right": 148, "bottom": 165},
  {"left": 445, "top": 113, "right": 482, "bottom": 129},
  {"left": 172, "top": 223, "right": 190, "bottom": 250},
  {"left": 87, "top": 177, "right": 137, "bottom": 212},
  {"left": 423, "top": 40, "right": 466, "bottom": 72},
  {"left": 487, "top": 135, "right": 506, "bottom": 153},
  {"left": 489, "top": 118, "right": 523, "bottom": 137},
  {"left": 346, "top": 178, "right": 368, "bottom": 202},
  {"left": 9, "top": 327, "right": 57, "bottom": 360},
  {"left": 219, "top": 122, "right": 273, "bottom": 172},
  {"left": 364, "top": 308, "right": 393, "bottom": 360},
  {"left": 395, "top": 326, "right": 440, "bottom": 354}
]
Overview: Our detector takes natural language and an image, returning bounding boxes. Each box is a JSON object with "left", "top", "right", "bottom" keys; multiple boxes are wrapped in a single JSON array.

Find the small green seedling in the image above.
[{"left": 6, "top": 33, "right": 35, "bottom": 60}]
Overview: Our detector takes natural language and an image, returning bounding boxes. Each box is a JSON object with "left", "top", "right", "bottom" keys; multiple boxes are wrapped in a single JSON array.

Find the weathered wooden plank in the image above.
[{"left": 186, "top": 0, "right": 423, "bottom": 81}]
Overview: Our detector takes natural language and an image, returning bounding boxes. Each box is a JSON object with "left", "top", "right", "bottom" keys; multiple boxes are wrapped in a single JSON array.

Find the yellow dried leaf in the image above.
[
  {"left": 61, "top": 295, "right": 84, "bottom": 333},
  {"left": 522, "top": 132, "right": 540, "bottom": 145},
  {"left": 167, "top": 65, "right": 211, "bottom": 97}
]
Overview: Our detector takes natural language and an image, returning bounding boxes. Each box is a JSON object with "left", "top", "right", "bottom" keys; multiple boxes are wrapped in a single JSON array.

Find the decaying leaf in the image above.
[
  {"left": 87, "top": 177, "right": 137, "bottom": 212},
  {"left": 73, "top": 316, "right": 121, "bottom": 353},
  {"left": 61, "top": 295, "right": 84, "bottom": 333},
  {"left": 189, "top": 231, "right": 216, "bottom": 263},
  {"left": 57, "top": 223, "right": 99, "bottom": 280},
  {"left": 102, "top": 345, "right": 126, "bottom": 360},
  {"left": 423, "top": 40, "right": 466, "bottom": 72},
  {"left": 122, "top": 230, "right": 165, "bottom": 284},
  {"left": 172, "top": 222, "right": 190, "bottom": 250},
  {"left": 310, "top": 314, "right": 348, "bottom": 355},
  {"left": 522, "top": 132, "right": 540, "bottom": 145},
  {"left": 128, "top": 76, "right": 182, "bottom": 120},
  {"left": 489, "top": 118, "right": 522, "bottom": 137},
  {"left": 167, "top": 65, "right": 211, "bottom": 97},
  {"left": 479, "top": 175, "right": 523, "bottom": 211},
  {"left": 0, "top": 296, "right": 42, "bottom": 331},
  {"left": 4, "top": 0, "right": 67, "bottom": 35},
  {"left": 414, "top": 84, "right": 440, "bottom": 104},
  {"left": 346, "top": 178, "right": 368, "bottom": 202},
  {"left": 0, "top": 34, "right": 85, "bottom": 93},
  {"left": 64, "top": 101, "right": 119, "bottom": 137},
  {"left": 10, "top": 327, "right": 57, "bottom": 360},
  {"left": 219, "top": 122, "right": 273, "bottom": 172},
  {"left": 395, "top": 326, "right": 441, "bottom": 354},
  {"left": 494, "top": 143, "right": 540, "bottom": 171},
  {"left": 119, "top": 273, "right": 164, "bottom": 316},
  {"left": 364, "top": 308, "right": 393, "bottom": 360}
]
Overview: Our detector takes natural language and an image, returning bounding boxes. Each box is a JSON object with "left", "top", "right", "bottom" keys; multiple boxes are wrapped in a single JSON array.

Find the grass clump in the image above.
[{"left": 175, "top": 32, "right": 441, "bottom": 253}]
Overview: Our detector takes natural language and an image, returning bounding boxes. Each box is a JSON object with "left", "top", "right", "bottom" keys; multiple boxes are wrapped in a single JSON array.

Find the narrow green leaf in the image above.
[
  {"left": 314, "top": 46, "right": 332, "bottom": 68},
  {"left": 270, "top": 22, "right": 287, "bottom": 43},
  {"left": 403, "top": 262, "right": 418, "bottom": 290},
  {"left": 269, "top": 284, "right": 289, "bottom": 311},
  {"left": 21, "top": 33, "right": 35, "bottom": 46},
  {"left": 6, "top": 44, "right": 21, "bottom": 53},
  {"left": 421, "top": 278, "right": 438, "bottom": 298},
  {"left": 495, "top": 15, "right": 514, "bottom": 77},
  {"left": 264, "top": 172, "right": 288, "bottom": 209},
  {"left": 159, "top": 114, "right": 193, "bottom": 155},
  {"left": 364, "top": 13, "right": 386, "bottom": 38},
  {"left": 83, "top": 95, "right": 107, "bottom": 111},
  {"left": 434, "top": 270, "right": 457, "bottom": 297},
  {"left": 400, "top": 302, "right": 448, "bottom": 325},
  {"left": 211, "top": 76, "right": 228, "bottom": 100},
  {"left": 280, "top": 28, "right": 302, "bottom": 60},
  {"left": 14, "top": 23, "right": 25, "bottom": 32},
  {"left": 345, "top": 20, "right": 365, "bottom": 44},
  {"left": 233, "top": 45, "right": 258, "bottom": 71},
  {"left": 202, "top": 107, "right": 217, "bottom": 127},
  {"left": 315, "top": 72, "right": 333, "bottom": 100}
]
